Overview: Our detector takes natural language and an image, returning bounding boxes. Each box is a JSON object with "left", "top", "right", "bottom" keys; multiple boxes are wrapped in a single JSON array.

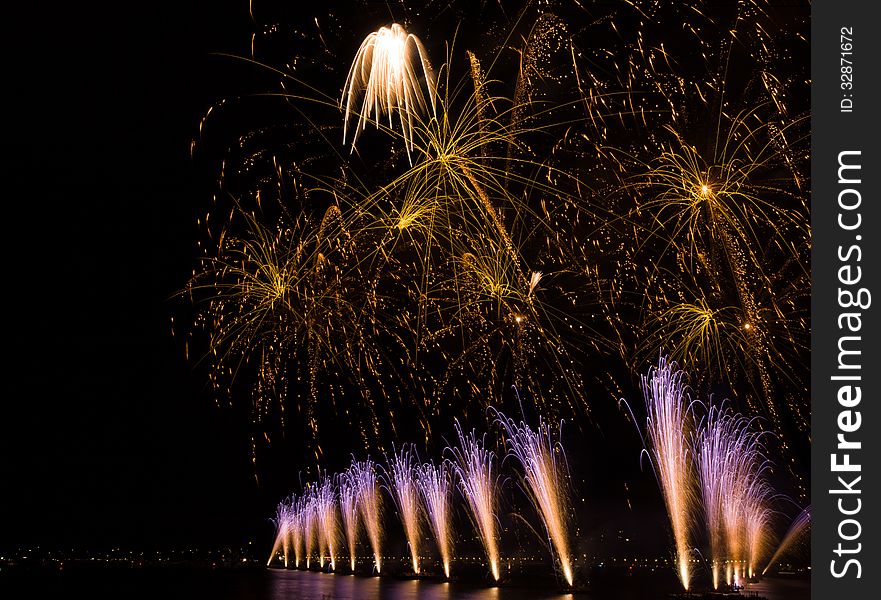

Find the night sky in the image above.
[
  {"left": 2, "top": 0, "right": 809, "bottom": 560},
  {"left": 3, "top": 1, "right": 263, "bottom": 550}
]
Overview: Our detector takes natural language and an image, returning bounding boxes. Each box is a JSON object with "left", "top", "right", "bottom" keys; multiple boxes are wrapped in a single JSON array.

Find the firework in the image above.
[
  {"left": 268, "top": 497, "right": 293, "bottom": 567},
  {"left": 351, "top": 459, "right": 384, "bottom": 573},
  {"left": 696, "top": 403, "right": 772, "bottom": 588},
  {"left": 449, "top": 420, "right": 501, "bottom": 581},
  {"left": 186, "top": 2, "right": 809, "bottom": 514},
  {"left": 384, "top": 446, "right": 425, "bottom": 574},
  {"left": 744, "top": 478, "right": 774, "bottom": 579},
  {"left": 416, "top": 460, "right": 454, "bottom": 578},
  {"left": 338, "top": 469, "right": 361, "bottom": 571},
  {"left": 341, "top": 23, "right": 436, "bottom": 158},
  {"left": 303, "top": 489, "right": 317, "bottom": 569},
  {"left": 496, "top": 411, "right": 574, "bottom": 586},
  {"left": 315, "top": 477, "right": 339, "bottom": 570},
  {"left": 763, "top": 506, "right": 810, "bottom": 575},
  {"left": 633, "top": 113, "right": 809, "bottom": 429},
  {"left": 636, "top": 356, "right": 697, "bottom": 591},
  {"left": 291, "top": 496, "right": 304, "bottom": 568}
]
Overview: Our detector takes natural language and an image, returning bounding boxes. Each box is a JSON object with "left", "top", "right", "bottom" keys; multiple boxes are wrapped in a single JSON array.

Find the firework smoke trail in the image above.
[
  {"left": 763, "top": 506, "right": 811, "bottom": 575},
  {"left": 637, "top": 356, "right": 697, "bottom": 591},
  {"left": 341, "top": 23, "right": 436, "bottom": 159},
  {"left": 351, "top": 459, "right": 384, "bottom": 573},
  {"left": 416, "top": 460, "right": 454, "bottom": 578},
  {"left": 338, "top": 470, "right": 361, "bottom": 571},
  {"left": 268, "top": 497, "right": 293, "bottom": 567},
  {"left": 496, "top": 411, "right": 574, "bottom": 586},
  {"left": 316, "top": 478, "right": 339, "bottom": 570},
  {"left": 384, "top": 446, "right": 425, "bottom": 574},
  {"left": 450, "top": 421, "right": 501, "bottom": 581}
]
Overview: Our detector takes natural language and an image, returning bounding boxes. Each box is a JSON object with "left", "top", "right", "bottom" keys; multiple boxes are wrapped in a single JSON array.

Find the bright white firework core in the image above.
[{"left": 341, "top": 23, "right": 436, "bottom": 158}]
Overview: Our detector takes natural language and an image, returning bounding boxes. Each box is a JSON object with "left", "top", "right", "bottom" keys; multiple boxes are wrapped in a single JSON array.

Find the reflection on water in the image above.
[
  {"left": 0, "top": 566, "right": 808, "bottom": 600},
  {"left": 268, "top": 570, "right": 569, "bottom": 600}
]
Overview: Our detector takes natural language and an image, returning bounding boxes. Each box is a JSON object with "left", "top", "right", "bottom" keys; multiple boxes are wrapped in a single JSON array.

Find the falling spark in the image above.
[{"left": 341, "top": 23, "right": 436, "bottom": 157}]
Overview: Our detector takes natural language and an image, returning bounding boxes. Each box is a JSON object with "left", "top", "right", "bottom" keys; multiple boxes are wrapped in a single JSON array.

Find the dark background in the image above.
[{"left": 1, "top": 1, "right": 263, "bottom": 551}]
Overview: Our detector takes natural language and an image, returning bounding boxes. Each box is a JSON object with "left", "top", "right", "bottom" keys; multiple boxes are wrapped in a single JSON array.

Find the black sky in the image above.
[{"left": 2, "top": 1, "right": 265, "bottom": 550}]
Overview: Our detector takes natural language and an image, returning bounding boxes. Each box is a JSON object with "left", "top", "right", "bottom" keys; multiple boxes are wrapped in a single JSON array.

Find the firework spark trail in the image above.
[
  {"left": 720, "top": 421, "right": 766, "bottom": 587},
  {"left": 763, "top": 506, "right": 810, "bottom": 575},
  {"left": 384, "top": 446, "right": 425, "bottom": 574},
  {"left": 744, "top": 478, "right": 773, "bottom": 579},
  {"left": 268, "top": 497, "right": 293, "bottom": 567},
  {"left": 291, "top": 497, "right": 305, "bottom": 568},
  {"left": 338, "top": 470, "right": 361, "bottom": 571},
  {"left": 450, "top": 420, "right": 501, "bottom": 581},
  {"left": 303, "top": 490, "right": 316, "bottom": 569},
  {"left": 351, "top": 459, "right": 384, "bottom": 573},
  {"left": 341, "top": 23, "right": 436, "bottom": 158},
  {"left": 496, "top": 411, "right": 574, "bottom": 586},
  {"left": 697, "top": 403, "right": 772, "bottom": 587},
  {"left": 416, "top": 460, "right": 454, "bottom": 578},
  {"left": 316, "top": 477, "right": 339, "bottom": 570},
  {"left": 632, "top": 111, "right": 809, "bottom": 432},
  {"left": 696, "top": 405, "right": 727, "bottom": 589},
  {"left": 639, "top": 356, "right": 697, "bottom": 591}
]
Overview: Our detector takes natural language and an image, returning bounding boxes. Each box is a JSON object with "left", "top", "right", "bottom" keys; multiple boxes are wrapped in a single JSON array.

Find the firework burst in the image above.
[
  {"left": 268, "top": 496, "right": 293, "bottom": 567},
  {"left": 303, "top": 489, "right": 317, "bottom": 569},
  {"left": 315, "top": 477, "right": 339, "bottom": 570},
  {"left": 763, "top": 506, "right": 810, "bottom": 575},
  {"left": 696, "top": 403, "right": 773, "bottom": 587},
  {"left": 342, "top": 23, "right": 436, "bottom": 158}
]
